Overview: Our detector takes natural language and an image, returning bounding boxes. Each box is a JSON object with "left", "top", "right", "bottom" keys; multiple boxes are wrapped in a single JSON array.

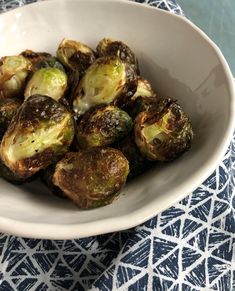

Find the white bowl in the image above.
[{"left": 0, "top": 0, "right": 234, "bottom": 239}]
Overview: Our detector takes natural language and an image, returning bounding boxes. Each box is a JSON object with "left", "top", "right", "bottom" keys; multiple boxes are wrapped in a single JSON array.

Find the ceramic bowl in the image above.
[{"left": 0, "top": 0, "right": 234, "bottom": 239}]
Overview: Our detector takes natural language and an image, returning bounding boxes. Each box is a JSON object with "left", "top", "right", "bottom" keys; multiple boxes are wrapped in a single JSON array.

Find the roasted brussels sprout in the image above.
[
  {"left": 134, "top": 97, "right": 193, "bottom": 161},
  {"left": 24, "top": 68, "right": 68, "bottom": 101},
  {"left": 41, "top": 165, "right": 66, "bottom": 198},
  {"left": 116, "top": 135, "right": 153, "bottom": 179},
  {"left": 124, "top": 77, "right": 158, "bottom": 117},
  {"left": 0, "top": 158, "right": 25, "bottom": 184},
  {"left": 33, "top": 57, "right": 65, "bottom": 73},
  {"left": 57, "top": 39, "right": 96, "bottom": 99},
  {"left": 20, "top": 50, "right": 51, "bottom": 65},
  {"left": 0, "top": 55, "right": 32, "bottom": 99},
  {"left": 72, "top": 56, "right": 137, "bottom": 118},
  {"left": 96, "top": 38, "right": 139, "bottom": 74},
  {"left": 0, "top": 94, "right": 75, "bottom": 179},
  {"left": 76, "top": 105, "right": 133, "bottom": 148},
  {"left": 52, "top": 148, "right": 129, "bottom": 209},
  {"left": 56, "top": 39, "right": 96, "bottom": 75},
  {"left": 132, "top": 78, "right": 155, "bottom": 100},
  {"left": 0, "top": 98, "right": 22, "bottom": 140}
]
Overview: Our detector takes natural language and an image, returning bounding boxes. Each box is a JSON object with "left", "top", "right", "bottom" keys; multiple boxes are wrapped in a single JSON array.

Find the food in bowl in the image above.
[{"left": 0, "top": 37, "right": 193, "bottom": 209}]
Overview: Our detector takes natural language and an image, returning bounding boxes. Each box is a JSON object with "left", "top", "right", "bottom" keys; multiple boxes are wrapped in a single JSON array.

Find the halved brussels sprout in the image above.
[
  {"left": 20, "top": 50, "right": 51, "bottom": 65},
  {"left": 96, "top": 38, "right": 139, "bottom": 74},
  {"left": 52, "top": 147, "right": 129, "bottom": 209},
  {"left": 134, "top": 97, "right": 193, "bottom": 161},
  {"left": 0, "top": 95, "right": 75, "bottom": 179},
  {"left": 33, "top": 57, "right": 65, "bottom": 73},
  {"left": 132, "top": 78, "right": 155, "bottom": 100},
  {"left": 123, "top": 77, "right": 158, "bottom": 117},
  {"left": 0, "top": 98, "right": 22, "bottom": 140},
  {"left": 76, "top": 105, "right": 133, "bottom": 148},
  {"left": 72, "top": 56, "right": 137, "bottom": 118},
  {"left": 0, "top": 158, "right": 25, "bottom": 184},
  {"left": 41, "top": 165, "right": 66, "bottom": 198},
  {"left": 56, "top": 39, "right": 96, "bottom": 75},
  {"left": 24, "top": 68, "right": 68, "bottom": 101},
  {"left": 116, "top": 135, "right": 153, "bottom": 179},
  {"left": 0, "top": 55, "right": 32, "bottom": 99}
]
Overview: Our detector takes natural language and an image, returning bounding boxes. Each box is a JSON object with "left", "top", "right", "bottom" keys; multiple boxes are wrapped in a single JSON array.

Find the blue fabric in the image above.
[{"left": 0, "top": 1, "right": 234, "bottom": 290}]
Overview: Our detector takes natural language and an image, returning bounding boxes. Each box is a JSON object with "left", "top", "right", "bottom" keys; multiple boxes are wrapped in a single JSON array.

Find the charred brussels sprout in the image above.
[
  {"left": 72, "top": 56, "right": 137, "bottom": 118},
  {"left": 0, "top": 95, "right": 75, "bottom": 179},
  {"left": 132, "top": 78, "right": 155, "bottom": 100},
  {"left": 20, "top": 50, "right": 51, "bottom": 65},
  {"left": 134, "top": 97, "right": 193, "bottom": 161},
  {"left": 117, "top": 135, "right": 153, "bottom": 179},
  {"left": 0, "top": 158, "right": 26, "bottom": 184},
  {"left": 96, "top": 38, "right": 139, "bottom": 74},
  {"left": 76, "top": 105, "right": 133, "bottom": 148},
  {"left": 52, "top": 148, "right": 129, "bottom": 209},
  {"left": 56, "top": 39, "right": 96, "bottom": 76},
  {"left": 0, "top": 98, "right": 22, "bottom": 140},
  {"left": 124, "top": 77, "right": 157, "bottom": 117},
  {"left": 41, "top": 165, "right": 66, "bottom": 198},
  {"left": 0, "top": 55, "right": 32, "bottom": 99},
  {"left": 57, "top": 39, "right": 96, "bottom": 99},
  {"left": 24, "top": 68, "right": 68, "bottom": 101},
  {"left": 32, "top": 57, "right": 65, "bottom": 73}
]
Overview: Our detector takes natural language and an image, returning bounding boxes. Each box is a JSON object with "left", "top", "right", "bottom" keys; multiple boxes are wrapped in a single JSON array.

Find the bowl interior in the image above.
[{"left": 0, "top": 0, "right": 234, "bottom": 238}]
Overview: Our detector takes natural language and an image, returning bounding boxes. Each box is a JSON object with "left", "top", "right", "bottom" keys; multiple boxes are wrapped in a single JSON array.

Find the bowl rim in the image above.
[{"left": 0, "top": 0, "right": 234, "bottom": 239}]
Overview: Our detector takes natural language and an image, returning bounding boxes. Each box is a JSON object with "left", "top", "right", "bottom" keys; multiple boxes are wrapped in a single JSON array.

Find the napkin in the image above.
[{"left": 0, "top": 1, "right": 234, "bottom": 290}]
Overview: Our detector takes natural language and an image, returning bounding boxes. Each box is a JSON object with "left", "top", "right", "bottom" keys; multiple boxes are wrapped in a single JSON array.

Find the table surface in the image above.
[{"left": 178, "top": 0, "right": 235, "bottom": 76}]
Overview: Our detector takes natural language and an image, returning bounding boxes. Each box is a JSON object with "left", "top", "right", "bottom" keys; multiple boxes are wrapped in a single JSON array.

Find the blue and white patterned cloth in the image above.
[{"left": 0, "top": 1, "right": 234, "bottom": 290}]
